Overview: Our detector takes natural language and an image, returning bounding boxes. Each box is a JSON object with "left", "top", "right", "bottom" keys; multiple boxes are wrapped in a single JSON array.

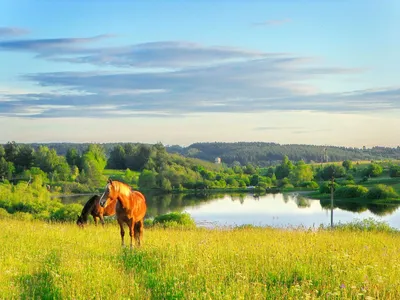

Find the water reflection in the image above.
[
  {"left": 56, "top": 192, "right": 400, "bottom": 229},
  {"left": 319, "top": 199, "right": 400, "bottom": 216}
]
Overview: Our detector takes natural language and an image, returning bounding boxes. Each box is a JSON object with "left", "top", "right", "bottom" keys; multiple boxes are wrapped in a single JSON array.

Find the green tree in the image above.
[
  {"left": 14, "top": 144, "right": 35, "bottom": 171},
  {"left": 4, "top": 141, "right": 19, "bottom": 163},
  {"left": 0, "top": 145, "right": 5, "bottom": 159},
  {"left": 319, "top": 164, "right": 346, "bottom": 180},
  {"left": 34, "top": 146, "right": 59, "bottom": 173},
  {"left": 53, "top": 157, "right": 72, "bottom": 181},
  {"left": 364, "top": 163, "right": 383, "bottom": 178},
  {"left": 66, "top": 147, "right": 81, "bottom": 168},
  {"left": 0, "top": 157, "right": 14, "bottom": 180},
  {"left": 275, "top": 155, "right": 294, "bottom": 179},
  {"left": 389, "top": 165, "right": 400, "bottom": 178},
  {"left": 138, "top": 169, "right": 158, "bottom": 189},
  {"left": 342, "top": 160, "right": 353, "bottom": 171},
  {"left": 107, "top": 145, "right": 126, "bottom": 169},
  {"left": 289, "top": 160, "right": 314, "bottom": 186}
]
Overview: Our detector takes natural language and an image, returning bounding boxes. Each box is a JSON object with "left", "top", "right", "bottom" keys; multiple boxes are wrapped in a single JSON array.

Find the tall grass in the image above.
[{"left": 1, "top": 219, "right": 400, "bottom": 299}]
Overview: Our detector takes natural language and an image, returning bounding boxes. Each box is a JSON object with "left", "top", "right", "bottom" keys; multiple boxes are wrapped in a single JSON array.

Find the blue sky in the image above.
[{"left": 1, "top": 0, "right": 399, "bottom": 147}]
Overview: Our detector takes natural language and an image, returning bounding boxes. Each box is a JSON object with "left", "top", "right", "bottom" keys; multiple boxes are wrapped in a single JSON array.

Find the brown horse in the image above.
[
  {"left": 76, "top": 195, "right": 116, "bottom": 227},
  {"left": 99, "top": 179, "right": 147, "bottom": 249}
]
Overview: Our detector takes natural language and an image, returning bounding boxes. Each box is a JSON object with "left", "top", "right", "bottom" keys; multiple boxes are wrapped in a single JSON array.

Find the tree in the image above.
[
  {"left": 0, "top": 157, "right": 14, "bottom": 180},
  {"left": 389, "top": 165, "right": 400, "bottom": 178},
  {"left": 53, "top": 157, "right": 71, "bottom": 181},
  {"left": 138, "top": 169, "right": 158, "bottom": 189},
  {"left": 107, "top": 145, "right": 126, "bottom": 169},
  {"left": 319, "top": 164, "right": 346, "bottom": 180},
  {"left": 66, "top": 147, "right": 81, "bottom": 168},
  {"left": 4, "top": 141, "right": 19, "bottom": 163},
  {"left": 34, "top": 146, "right": 59, "bottom": 173},
  {"left": 0, "top": 145, "right": 5, "bottom": 159},
  {"left": 275, "top": 155, "right": 294, "bottom": 179},
  {"left": 82, "top": 144, "right": 107, "bottom": 170},
  {"left": 364, "top": 163, "right": 383, "bottom": 178},
  {"left": 76, "top": 144, "right": 107, "bottom": 187},
  {"left": 289, "top": 160, "right": 313, "bottom": 186},
  {"left": 342, "top": 160, "right": 353, "bottom": 171},
  {"left": 14, "top": 144, "right": 35, "bottom": 171}
]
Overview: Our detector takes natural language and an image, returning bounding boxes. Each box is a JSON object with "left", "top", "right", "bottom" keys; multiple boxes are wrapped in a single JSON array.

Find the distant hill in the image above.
[
  {"left": 18, "top": 141, "right": 400, "bottom": 167},
  {"left": 166, "top": 142, "right": 400, "bottom": 166}
]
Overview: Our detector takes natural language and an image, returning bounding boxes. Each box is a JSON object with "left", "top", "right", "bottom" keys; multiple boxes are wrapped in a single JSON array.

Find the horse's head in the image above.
[
  {"left": 76, "top": 214, "right": 85, "bottom": 227},
  {"left": 99, "top": 178, "right": 115, "bottom": 207}
]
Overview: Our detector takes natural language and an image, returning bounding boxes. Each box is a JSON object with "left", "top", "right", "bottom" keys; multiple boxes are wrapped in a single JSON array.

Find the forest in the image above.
[{"left": 27, "top": 141, "right": 400, "bottom": 166}]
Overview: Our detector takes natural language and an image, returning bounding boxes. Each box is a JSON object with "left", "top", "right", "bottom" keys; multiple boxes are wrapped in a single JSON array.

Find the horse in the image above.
[
  {"left": 76, "top": 195, "right": 116, "bottom": 227},
  {"left": 99, "top": 179, "right": 147, "bottom": 249}
]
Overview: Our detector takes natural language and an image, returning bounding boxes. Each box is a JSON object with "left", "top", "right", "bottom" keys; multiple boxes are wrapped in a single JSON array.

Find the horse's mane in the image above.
[
  {"left": 80, "top": 195, "right": 99, "bottom": 221},
  {"left": 113, "top": 180, "right": 134, "bottom": 196}
]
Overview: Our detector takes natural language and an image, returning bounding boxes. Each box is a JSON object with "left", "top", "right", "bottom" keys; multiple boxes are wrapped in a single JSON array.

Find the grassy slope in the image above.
[{"left": 1, "top": 220, "right": 400, "bottom": 299}]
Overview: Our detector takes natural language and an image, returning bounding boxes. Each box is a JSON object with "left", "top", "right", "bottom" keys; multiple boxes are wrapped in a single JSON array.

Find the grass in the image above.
[{"left": 2, "top": 219, "right": 400, "bottom": 299}]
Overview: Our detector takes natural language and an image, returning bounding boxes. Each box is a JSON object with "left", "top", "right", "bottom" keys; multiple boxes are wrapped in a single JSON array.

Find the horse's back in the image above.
[
  {"left": 132, "top": 190, "right": 147, "bottom": 219},
  {"left": 116, "top": 190, "right": 146, "bottom": 221}
]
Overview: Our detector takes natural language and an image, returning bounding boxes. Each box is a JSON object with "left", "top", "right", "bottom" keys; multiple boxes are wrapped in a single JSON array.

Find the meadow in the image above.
[{"left": 1, "top": 219, "right": 400, "bottom": 299}]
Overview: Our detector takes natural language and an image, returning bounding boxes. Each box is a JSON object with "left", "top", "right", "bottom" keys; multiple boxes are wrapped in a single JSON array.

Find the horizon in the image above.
[
  {"left": 3, "top": 139, "right": 399, "bottom": 150},
  {"left": 1, "top": 1, "right": 399, "bottom": 147}
]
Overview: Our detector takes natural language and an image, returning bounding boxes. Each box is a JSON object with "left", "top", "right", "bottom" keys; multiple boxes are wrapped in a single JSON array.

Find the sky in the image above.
[{"left": 1, "top": 0, "right": 399, "bottom": 147}]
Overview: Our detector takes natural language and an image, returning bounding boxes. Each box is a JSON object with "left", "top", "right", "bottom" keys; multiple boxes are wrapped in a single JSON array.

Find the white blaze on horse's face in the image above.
[{"left": 99, "top": 183, "right": 110, "bottom": 207}]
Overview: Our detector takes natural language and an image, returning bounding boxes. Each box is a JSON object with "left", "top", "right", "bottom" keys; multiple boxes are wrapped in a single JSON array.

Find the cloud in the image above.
[
  {"left": 0, "top": 34, "right": 113, "bottom": 57},
  {"left": 0, "top": 32, "right": 394, "bottom": 119},
  {"left": 0, "top": 27, "right": 30, "bottom": 37},
  {"left": 1, "top": 54, "right": 394, "bottom": 119},
  {"left": 252, "top": 19, "right": 291, "bottom": 26},
  {"left": 0, "top": 35, "right": 287, "bottom": 68}
]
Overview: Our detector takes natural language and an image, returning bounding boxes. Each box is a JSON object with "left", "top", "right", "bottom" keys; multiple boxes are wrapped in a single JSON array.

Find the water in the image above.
[{"left": 56, "top": 192, "right": 400, "bottom": 229}]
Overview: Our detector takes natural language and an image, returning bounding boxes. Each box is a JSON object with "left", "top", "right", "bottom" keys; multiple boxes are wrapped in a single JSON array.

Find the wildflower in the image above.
[{"left": 340, "top": 283, "right": 346, "bottom": 289}]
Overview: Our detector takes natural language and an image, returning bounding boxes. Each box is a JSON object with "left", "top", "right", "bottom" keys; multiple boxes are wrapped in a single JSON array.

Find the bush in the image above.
[
  {"left": 334, "top": 218, "right": 395, "bottom": 233},
  {"left": 153, "top": 212, "right": 196, "bottom": 228},
  {"left": 319, "top": 181, "right": 340, "bottom": 194},
  {"left": 300, "top": 181, "right": 319, "bottom": 189},
  {"left": 334, "top": 185, "right": 368, "bottom": 198},
  {"left": 389, "top": 165, "right": 400, "bottom": 178},
  {"left": 364, "top": 184, "right": 399, "bottom": 200},
  {"left": 144, "top": 219, "right": 154, "bottom": 227},
  {"left": 50, "top": 203, "right": 83, "bottom": 222},
  {"left": 363, "top": 163, "right": 383, "bottom": 178}
]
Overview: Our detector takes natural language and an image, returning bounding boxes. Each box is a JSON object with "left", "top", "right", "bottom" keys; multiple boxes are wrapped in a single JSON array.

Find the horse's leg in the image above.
[
  {"left": 99, "top": 214, "right": 105, "bottom": 227},
  {"left": 128, "top": 219, "right": 134, "bottom": 250},
  {"left": 94, "top": 216, "right": 98, "bottom": 226},
  {"left": 134, "top": 219, "right": 144, "bottom": 247},
  {"left": 118, "top": 219, "right": 125, "bottom": 247}
]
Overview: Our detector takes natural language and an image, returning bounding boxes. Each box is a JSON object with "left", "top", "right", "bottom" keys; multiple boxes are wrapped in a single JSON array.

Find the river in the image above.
[{"left": 56, "top": 192, "right": 400, "bottom": 229}]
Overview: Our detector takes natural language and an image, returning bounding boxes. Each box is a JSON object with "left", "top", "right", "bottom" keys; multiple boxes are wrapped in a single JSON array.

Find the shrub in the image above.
[
  {"left": 334, "top": 185, "right": 368, "bottom": 198},
  {"left": 319, "top": 181, "right": 340, "bottom": 194},
  {"left": 364, "top": 184, "right": 399, "bottom": 200},
  {"left": 153, "top": 212, "right": 196, "bottom": 228},
  {"left": 300, "top": 181, "right": 319, "bottom": 189},
  {"left": 389, "top": 165, "right": 400, "bottom": 178},
  {"left": 363, "top": 163, "right": 383, "bottom": 178},
  {"left": 50, "top": 203, "right": 83, "bottom": 222},
  {"left": 334, "top": 218, "right": 395, "bottom": 233},
  {"left": 144, "top": 219, "right": 154, "bottom": 227}
]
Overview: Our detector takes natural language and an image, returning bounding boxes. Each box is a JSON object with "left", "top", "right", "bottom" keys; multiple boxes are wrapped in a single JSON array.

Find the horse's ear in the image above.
[{"left": 108, "top": 178, "right": 113, "bottom": 184}]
